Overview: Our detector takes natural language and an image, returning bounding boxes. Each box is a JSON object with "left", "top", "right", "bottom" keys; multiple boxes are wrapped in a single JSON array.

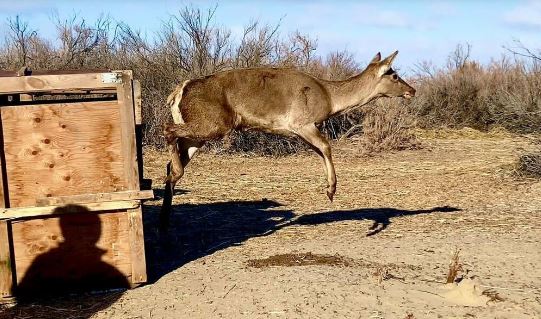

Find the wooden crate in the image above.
[{"left": 0, "top": 70, "right": 153, "bottom": 299}]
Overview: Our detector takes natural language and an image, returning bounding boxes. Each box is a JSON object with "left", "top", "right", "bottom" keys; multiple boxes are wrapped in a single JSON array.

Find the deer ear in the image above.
[
  {"left": 381, "top": 50, "right": 398, "bottom": 66},
  {"left": 369, "top": 52, "right": 381, "bottom": 64},
  {"left": 377, "top": 64, "right": 391, "bottom": 77},
  {"left": 377, "top": 51, "right": 398, "bottom": 76}
]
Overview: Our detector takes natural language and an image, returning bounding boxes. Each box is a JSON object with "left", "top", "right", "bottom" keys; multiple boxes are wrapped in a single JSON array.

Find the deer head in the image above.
[{"left": 367, "top": 51, "right": 416, "bottom": 99}]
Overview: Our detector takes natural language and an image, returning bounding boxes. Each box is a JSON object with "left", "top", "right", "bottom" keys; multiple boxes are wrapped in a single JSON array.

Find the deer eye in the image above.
[{"left": 392, "top": 74, "right": 398, "bottom": 80}]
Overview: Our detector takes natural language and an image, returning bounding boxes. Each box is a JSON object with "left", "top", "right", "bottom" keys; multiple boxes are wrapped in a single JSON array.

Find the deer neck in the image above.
[{"left": 324, "top": 72, "right": 380, "bottom": 116}]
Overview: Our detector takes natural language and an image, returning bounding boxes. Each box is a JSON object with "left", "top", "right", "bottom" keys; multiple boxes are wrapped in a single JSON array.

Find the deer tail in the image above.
[{"left": 167, "top": 80, "right": 190, "bottom": 124}]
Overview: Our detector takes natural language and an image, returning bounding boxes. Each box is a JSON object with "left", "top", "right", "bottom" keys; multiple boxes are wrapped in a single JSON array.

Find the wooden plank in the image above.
[
  {"left": 0, "top": 69, "right": 111, "bottom": 77},
  {"left": 133, "top": 80, "right": 142, "bottom": 125},
  {"left": 116, "top": 71, "right": 140, "bottom": 191},
  {"left": 31, "top": 89, "right": 117, "bottom": 96},
  {"left": 36, "top": 190, "right": 154, "bottom": 206},
  {"left": 128, "top": 206, "right": 146, "bottom": 285},
  {"left": 28, "top": 69, "right": 110, "bottom": 76},
  {"left": 135, "top": 125, "right": 145, "bottom": 189},
  {"left": 1, "top": 101, "right": 126, "bottom": 207},
  {"left": 0, "top": 200, "right": 140, "bottom": 219},
  {"left": 11, "top": 210, "right": 132, "bottom": 293},
  {"left": 0, "top": 220, "right": 13, "bottom": 297},
  {"left": 0, "top": 108, "right": 7, "bottom": 208},
  {"left": 0, "top": 73, "right": 118, "bottom": 94},
  {"left": 132, "top": 79, "right": 145, "bottom": 187}
]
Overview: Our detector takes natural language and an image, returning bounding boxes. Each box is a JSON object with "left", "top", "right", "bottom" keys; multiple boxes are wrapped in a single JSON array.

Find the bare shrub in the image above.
[
  {"left": 517, "top": 153, "right": 541, "bottom": 177},
  {"left": 0, "top": 8, "right": 421, "bottom": 155},
  {"left": 411, "top": 44, "right": 541, "bottom": 133},
  {"left": 8, "top": 9, "right": 541, "bottom": 156},
  {"left": 359, "top": 99, "right": 419, "bottom": 153},
  {"left": 1, "top": 8, "right": 421, "bottom": 155},
  {"left": 515, "top": 150, "right": 541, "bottom": 179}
]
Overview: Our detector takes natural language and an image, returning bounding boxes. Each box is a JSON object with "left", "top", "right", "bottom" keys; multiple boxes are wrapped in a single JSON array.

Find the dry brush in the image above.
[{"left": 1, "top": 7, "right": 540, "bottom": 155}]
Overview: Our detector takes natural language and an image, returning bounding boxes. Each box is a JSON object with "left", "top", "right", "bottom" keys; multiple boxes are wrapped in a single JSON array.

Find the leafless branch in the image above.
[
  {"left": 6, "top": 15, "right": 37, "bottom": 66},
  {"left": 504, "top": 39, "right": 541, "bottom": 62}
]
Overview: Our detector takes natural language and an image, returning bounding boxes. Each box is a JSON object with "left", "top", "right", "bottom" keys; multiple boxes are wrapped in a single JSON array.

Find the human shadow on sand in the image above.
[
  {"left": 143, "top": 197, "right": 460, "bottom": 283},
  {"left": 1, "top": 205, "right": 129, "bottom": 319}
]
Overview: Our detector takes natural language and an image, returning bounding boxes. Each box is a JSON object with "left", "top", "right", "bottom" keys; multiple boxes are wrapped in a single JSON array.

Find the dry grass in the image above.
[
  {"left": 446, "top": 248, "right": 463, "bottom": 284},
  {"left": 373, "top": 266, "right": 393, "bottom": 285},
  {"left": 515, "top": 152, "right": 541, "bottom": 179},
  {"left": 482, "top": 289, "right": 505, "bottom": 303}
]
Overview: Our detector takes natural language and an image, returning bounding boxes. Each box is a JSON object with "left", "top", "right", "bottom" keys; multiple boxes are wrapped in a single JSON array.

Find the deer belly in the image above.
[{"left": 236, "top": 113, "right": 292, "bottom": 136}]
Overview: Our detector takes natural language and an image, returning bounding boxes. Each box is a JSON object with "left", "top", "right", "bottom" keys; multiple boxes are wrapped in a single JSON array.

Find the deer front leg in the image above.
[
  {"left": 161, "top": 141, "right": 183, "bottom": 230},
  {"left": 294, "top": 125, "right": 337, "bottom": 202},
  {"left": 164, "top": 141, "right": 184, "bottom": 185},
  {"left": 161, "top": 138, "right": 203, "bottom": 230}
]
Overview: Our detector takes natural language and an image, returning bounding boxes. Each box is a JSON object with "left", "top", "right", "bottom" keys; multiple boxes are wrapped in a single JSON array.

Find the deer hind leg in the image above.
[
  {"left": 294, "top": 124, "right": 337, "bottom": 202},
  {"left": 161, "top": 138, "right": 204, "bottom": 230}
]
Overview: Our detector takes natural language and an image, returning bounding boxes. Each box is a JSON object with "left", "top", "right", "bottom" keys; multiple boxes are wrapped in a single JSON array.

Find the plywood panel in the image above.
[
  {"left": 1, "top": 101, "right": 127, "bottom": 207},
  {"left": 11, "top": 211, "right": 132, "bottom": 294}
]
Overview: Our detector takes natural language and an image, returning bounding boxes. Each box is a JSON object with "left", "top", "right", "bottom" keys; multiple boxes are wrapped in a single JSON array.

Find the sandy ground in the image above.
[{"left": 2, "top": 132, "right": 540, "bottom": 318}]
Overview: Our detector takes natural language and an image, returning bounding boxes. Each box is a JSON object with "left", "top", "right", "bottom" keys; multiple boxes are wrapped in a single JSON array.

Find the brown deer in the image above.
[{"left": 160, "top": 51, "right": 415, "bottom": 227}]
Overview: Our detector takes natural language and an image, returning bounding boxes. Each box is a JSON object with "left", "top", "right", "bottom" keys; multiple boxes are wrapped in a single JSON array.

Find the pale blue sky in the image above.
[{"left": 1, "top": 0, "right": 541, "bottom": 72}]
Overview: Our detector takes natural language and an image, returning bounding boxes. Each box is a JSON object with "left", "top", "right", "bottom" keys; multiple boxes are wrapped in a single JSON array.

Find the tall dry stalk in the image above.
[{"left": 446, "top": 248, "right": 463, "bottom": 284}]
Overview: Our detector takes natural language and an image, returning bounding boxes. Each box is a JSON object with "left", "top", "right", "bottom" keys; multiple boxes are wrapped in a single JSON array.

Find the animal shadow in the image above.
[
  {"left": 293, "top": 206, "right": 461, "bottom": 236},
  {"left": 143, "top": 198, "right": 460, "bottom": 282}
]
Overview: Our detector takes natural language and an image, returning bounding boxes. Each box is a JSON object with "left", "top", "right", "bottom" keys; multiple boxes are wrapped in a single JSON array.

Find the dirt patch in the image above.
[
  {"left": 440, "top": 279, "right": 492, "bottom": 306},
  {"left": 247, "top": 252, "right": 354, "bottom": 268}
]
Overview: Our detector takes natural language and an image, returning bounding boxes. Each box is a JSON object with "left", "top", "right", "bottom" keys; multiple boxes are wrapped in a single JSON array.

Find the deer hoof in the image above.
[
  {"left": 326, "top": 190, "right": 334, "bottom": 202},
  {"left": 163, "top": 175, "right": 172, "bottom": 184},
  {"left": 163, "top": 174, "right": 181, "bottom": 185},
  {"left": 326, "top": 184, "right": 336, "bottom": 202}
]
